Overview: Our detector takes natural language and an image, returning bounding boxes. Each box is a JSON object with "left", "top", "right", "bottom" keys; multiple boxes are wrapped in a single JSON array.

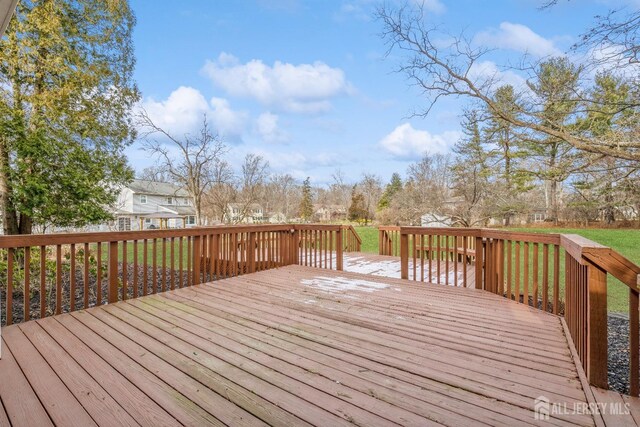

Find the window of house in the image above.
[
  {"left": 186, "top": 216, "right": 196, "bottom": 225},
  {"left": 144, "top": 218, "right": 151, "bottom": 224},
  {"left": 118, "top": 217, "right": 131, "bottom": 231},
  {"left": 166, "top": 197, "right": 173, "bottom": 205},
  {"left": 140, "top": 194, "right": 147, "bottom": 204}
]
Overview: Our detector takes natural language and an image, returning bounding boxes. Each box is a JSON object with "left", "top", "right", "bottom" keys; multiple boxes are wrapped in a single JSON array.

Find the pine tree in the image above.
[
  {"left": 0, "top": 0, "right": 140, "bottom": 234},
  {"left": 378, "top": 173, "right": 402, "bottom": 209},
  {"left": 298, "top": 177, "right": 313, "bottom": 221}
]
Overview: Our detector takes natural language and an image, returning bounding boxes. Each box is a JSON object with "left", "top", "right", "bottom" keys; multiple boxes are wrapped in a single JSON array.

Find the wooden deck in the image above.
[
  {"left": 0, "top": 264, "right": 630, "bottom": 426},
  {"left": 344, "top": 252, "right": 476, "bottom": 287}
]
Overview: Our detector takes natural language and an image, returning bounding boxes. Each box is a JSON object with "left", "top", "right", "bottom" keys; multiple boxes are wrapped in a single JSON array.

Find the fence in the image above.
[{"left": 0, "top": 224, "right": 346, "bottom": 327}]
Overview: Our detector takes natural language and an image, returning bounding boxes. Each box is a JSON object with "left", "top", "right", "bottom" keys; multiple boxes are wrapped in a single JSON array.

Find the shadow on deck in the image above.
[{"left": 0, "top": 262, "right": 637, "bottom": 426}]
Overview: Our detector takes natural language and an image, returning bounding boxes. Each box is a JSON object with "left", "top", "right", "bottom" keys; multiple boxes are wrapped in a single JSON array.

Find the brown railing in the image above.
[
  {"left": 379, "top": 226, "right": 400, "bottom": 256},
  {"left": 342, "top": 225, "right": 362, "bottom": 252},
  {"left": 0, "top": 224, "right": 346, "bottom": 327},
  {"left": 397, "top": 226, "right": 640, "bottom": 396}
]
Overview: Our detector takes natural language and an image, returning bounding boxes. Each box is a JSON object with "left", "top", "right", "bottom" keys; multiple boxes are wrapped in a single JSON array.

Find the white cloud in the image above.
[
  {"left": 256, "top": 112, "right": 290, "bottom": 143},
  {"left": 139, "top": 86, "right": 248, "bottom": 141},
  {"left": 475, "top": 22, "right": 562, "bottom": 57},
  {"left": 379, "top": 123, "right": 460, "bottom": 159},
  {"left": 467, "top": 60, "right": 528, "bottom": 91},
  {"left": 201, "top": 53, "right": 353, "bottom": 114}
]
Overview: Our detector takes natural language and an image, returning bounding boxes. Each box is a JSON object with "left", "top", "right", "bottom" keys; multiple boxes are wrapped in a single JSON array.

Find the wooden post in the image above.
[
  {"left": 108, "top": 241, "right": 119, "bottom": 304},
  {"left": 400, "top": 232, "right": 409, "bottom": 280},
  {"left": 587, "top": 261, "right": 608, "bottom": 389},
  {"left": 379, "top": 229, "right": 384, "bottom": 255},
  {"left": 192, "top": 235, "right": 202, "bottom": 285},
  {"left": 630, "top": 289, "right": 639, "bottom": 396},
  {"left": 475, "top": 236, "right": 484, "bottom": 290},
  {"left": 336, "top": 228, "right": 343, "bottom": 271}
]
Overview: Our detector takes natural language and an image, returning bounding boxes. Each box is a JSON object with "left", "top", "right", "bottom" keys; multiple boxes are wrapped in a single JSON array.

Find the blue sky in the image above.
[{"left": 126, "top": 0, "right": 635, "bottom": 185}]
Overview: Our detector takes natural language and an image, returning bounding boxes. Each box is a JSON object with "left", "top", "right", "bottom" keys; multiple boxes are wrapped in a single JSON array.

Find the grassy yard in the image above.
[{"left": 352, "top": 225, "right": 640, "bottom": 313}]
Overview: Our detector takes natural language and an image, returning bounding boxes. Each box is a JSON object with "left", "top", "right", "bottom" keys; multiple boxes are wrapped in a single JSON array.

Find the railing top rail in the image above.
[
  {"left": 399, "top": 226, "right": 480, "bottom": 237},
  {"left": 0, "top": 224, "right": 296, "bottom": 248},
  {"left": 562, "top": 233, "right": 640, "bottom": 291},
  {"left": 379, "top": 225, "right": 401, "bottom": 231},
  {"left": 480, "top": 229, "right": 561, "bottom": 245}
]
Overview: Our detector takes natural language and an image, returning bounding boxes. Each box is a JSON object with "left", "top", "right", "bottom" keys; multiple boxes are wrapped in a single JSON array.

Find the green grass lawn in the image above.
[{"left": 352, "top": 225, "right": 639, "bottom": 313}]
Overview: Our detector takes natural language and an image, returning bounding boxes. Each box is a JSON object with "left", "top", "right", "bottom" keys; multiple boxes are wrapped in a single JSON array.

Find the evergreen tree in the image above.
[
  {"left": 450, "top": 110, "right": 492, "bottom": 226},
  {"left": 525, "top": 57, "right": 581, "bottom": 223},
  {"left": 348, "top": 185, "right": 367, "bottom": 223},
  {"left": 0, "top": 0, "right": 140, "bottom": 234},
  {"left": 298, "top": 177, "right": 313, "bottom": 221},
  {"left": 378, "top": 172, "right": 403, "bottom": 209}
]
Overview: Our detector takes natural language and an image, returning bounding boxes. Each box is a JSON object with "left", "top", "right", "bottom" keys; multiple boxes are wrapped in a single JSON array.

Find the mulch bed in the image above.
[
  {"left": 0, "top": 264, "right": 205, "bottom": 327},
  {"left": 609, "top": 313, "right": 633, "bottom": 394}
]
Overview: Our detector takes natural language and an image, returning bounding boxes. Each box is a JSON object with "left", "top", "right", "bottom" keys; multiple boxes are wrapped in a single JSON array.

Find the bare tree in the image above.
[
  {"left": 203, "top": 159, "right": 235, "bottom": 223},
  {"left": 358, "top": 173, "right": 382, "bottom": 225},
  {"left": 137, "top": 111, "right": 227, "bottom": 225},
  {"left": 377, "top": 3, "right": 640, "bottom": 161},
  {"left": 235, "top": 154, "right": 270, "bottom": 223},
  {"left": 266, "top": 173, "right": 296, "bottom": 220}
]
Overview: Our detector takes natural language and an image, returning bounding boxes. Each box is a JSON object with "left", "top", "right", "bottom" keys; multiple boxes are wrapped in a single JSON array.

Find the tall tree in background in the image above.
[
  {"left": 525, "top": 58, "right": 581, "bottom": 223},
  {"left": 450, "top": 110, "right": 493, "bottom": 226},
  {"left": 138, "top": 112, "right": 226, "bottom": 225},
  {"left": 0, "top": 0, "right": 140, "bottom": 234},
  {"left": 378, "top": 173, "right": 402, "bottom": 209},
  {"left": 299, "top": 177, "right": 313, "bottom": 221},
  {"left": 484, "top": 85, "right": 528, "bottom": 225}
]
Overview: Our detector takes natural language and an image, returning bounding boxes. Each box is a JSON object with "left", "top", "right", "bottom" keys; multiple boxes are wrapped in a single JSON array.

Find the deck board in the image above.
[{"left": 0, "top": 262, "right": 623, "bottom": 426}]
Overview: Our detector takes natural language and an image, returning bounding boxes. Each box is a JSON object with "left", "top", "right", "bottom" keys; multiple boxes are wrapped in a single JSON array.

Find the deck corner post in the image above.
[
  {"left": 292, "top": 228, "right": 300, "bottom": 265},
  {"left": 336, "top": 228, "right": 343, "bottom": 271},
  {"left": 475, "top": 236, "right": 484, "bottom": 290},
  {"left": 379, "top": 229, "right": 384, "bottom": 255},
  {"left": 586, "top": 260, "right": 608, "bottom": 389},
  {"left": 108, "top": 241, "right": 119, "bottom": 304},
  {"left": 400, "top": 231, "right": 408, "bottom": 280}
]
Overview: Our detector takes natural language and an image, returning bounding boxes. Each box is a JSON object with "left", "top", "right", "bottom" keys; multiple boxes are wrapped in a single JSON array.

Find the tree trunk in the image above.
[{"left": 0, "top": 138, "right": 19, "bottom": 235}]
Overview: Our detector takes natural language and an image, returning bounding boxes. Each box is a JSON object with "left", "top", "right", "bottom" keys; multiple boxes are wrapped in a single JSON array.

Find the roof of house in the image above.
[{"left": 128, "top": 179, "right": 190, "bottom": 197}]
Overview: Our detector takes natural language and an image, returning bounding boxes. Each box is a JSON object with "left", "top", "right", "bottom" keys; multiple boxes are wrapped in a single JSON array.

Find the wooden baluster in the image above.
[
  {"left": 152, "top": 238, "right": 158, "bottom": 293},
  {"left": 108, "top": 241, "right": 118, "bottom": 304},
  {"left": 336, "top": 228, "right": 343, "bottom": 271},
  {"left": 56, "top": 245, "right": 62, "bottom": 314},
  {"left": 133, "top": 240, "right": 139, "bottom": 298},
  {"left": 122, "top": 240, "right": 127, "bottom": 300},
  {"left": 462, "top": 236, "right": 468, "bottom": 288},
  {"left": 23, "top": 246, "right": 30, "bottom": 321},
  {"left": 40, "top": 245, "right": 46, "bottom": 317},
  {"left": 170, "top": 237, "right": 175, "bottom": 290},
  {"left": 412, "top": 234, "right": 417, "bottom": 281},
  {"left": 506, "top": 240, "right": 512, "bottom": 300},
  {"left": 96, "top": 243, "right": 102, "bottom": 306},
  {"left": 553, "top": 245, "right": 560, "bottom": 315},
  {"left": 542, "top": 244, "right": 549, "bottom": 311},
  {"left": 436, "top": 235, "right": 441, "bottom": 285},
  {"left": 179, "top": 237, "right": 184, "bottom": 286},
  {"left": 193, "top": 235, "right": 202, "bottom": 284},
  {"left": 428, "top": 235, "right": 433, "bottom": 283},
  {"left": 400, "top": 232, "right": 408, "bottom": 280},
  {"left": 161, "top": 238, "right": 167, "bottom": 292},
  {"left": 523, "top": 242, "right": 529, "bottom": 306},
  {"left": 514, "top": 242, "right": 520, "bottom": 303},
  {"left": 475, "top": 236, "right": 483, "bottom": 290},
  {"left": 533, "top": 243, "right": 539, "bottom": 309},
  {"left": 420, "top": 234, "right": 425, "bottom": 282},
  {"left": 143, "top": 239, "right": 148, "bottom": 295},
  {"left": 70, "top": 244, "right": 76, "bottom": 311},
  {"left": 7, "top": 248, "right": 13, "bottom": 325},
  {"left": 83, "top": 243, "right": 90, "bottom": 309}
]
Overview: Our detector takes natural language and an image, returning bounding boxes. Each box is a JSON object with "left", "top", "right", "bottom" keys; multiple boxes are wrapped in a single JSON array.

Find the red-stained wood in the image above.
[
  {"left": 23, "top": 246, "right": 30, "bottom": 321},
  {"left": 6, "top": 248, "right": 13, "bottom": 325},
  {"left": 70, "top": 244, "right": 76, "bottom": 312}
]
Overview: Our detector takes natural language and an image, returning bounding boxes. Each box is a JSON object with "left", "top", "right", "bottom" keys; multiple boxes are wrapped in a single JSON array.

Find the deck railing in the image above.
[
  {"left": 379, "top": 225, "right": 401, "bottom": 256},
  {"left": 342, "top": 225, "right": 362, "bottom": 252},
  {"left": 0, "top": 224, "right": 347, "bottom": 327},
  {"left": 395, "top": 226, "right": 640, "bottom": 396}
]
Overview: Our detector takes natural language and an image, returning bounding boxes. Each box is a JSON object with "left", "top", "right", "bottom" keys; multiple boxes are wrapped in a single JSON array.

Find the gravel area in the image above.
[{"left": 609, "top": 313, "right": 633, "bottom": 394}]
